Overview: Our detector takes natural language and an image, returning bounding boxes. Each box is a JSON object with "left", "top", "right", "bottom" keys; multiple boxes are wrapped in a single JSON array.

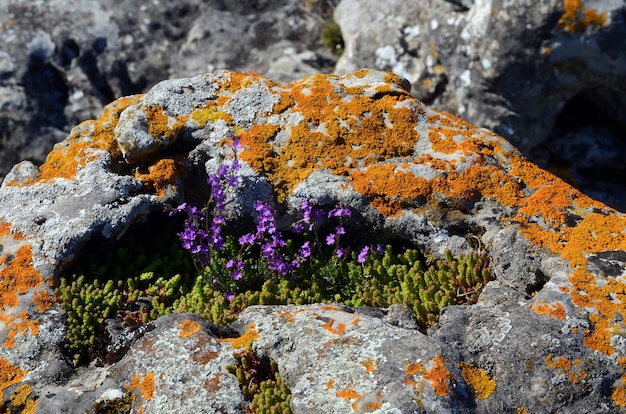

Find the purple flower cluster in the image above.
[
  {"left": 170, "top": 138, "right": 242, "bottom": 266},
  {"left": 171, "top": 136, "right": 382, "bottom": 300}
]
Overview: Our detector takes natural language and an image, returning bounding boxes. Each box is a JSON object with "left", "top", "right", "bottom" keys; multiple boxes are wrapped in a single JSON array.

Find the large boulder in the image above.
[
  {"left": 334, "top": 0, "right": 626, "bottom": 211},
  {"left": 1, "top": 69, "right": 626, "bottom": 412}
]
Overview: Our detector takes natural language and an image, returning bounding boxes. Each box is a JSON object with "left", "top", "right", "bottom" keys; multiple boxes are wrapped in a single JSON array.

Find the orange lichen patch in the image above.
[
  {"left": 239, "top": 72, "right": 419, "bottom": 204},
  {"left": 517, "top": 408, "right": 529, "bottom": 414},
  {"left": 178, "top": 319, "right": 201, "bottom": 338},
  {"left": 326, "top": 379, "right": 335, "bottom": 389},
  {"left": 351, "top": 165, "right": 431, "bottom": 217},
  {"left": 126, "top": 372, "right": 155, "bottom": 401},
  {"left": 33, "top": 289, "right": 54, "bottom": 314},
  {"left": 1, "top": 312, "right": 39, "bottom": 348},
  {"left": 405, "top": 361, "right": 424, "bottom": 376},
  {"left": 582, "top": 314, "right": 615, "bottom": 355},
  {"left": 422, "top": 355, "right": 453, "bottom": 397},
  {"left": 0, "top": 358, "right": 26, "bottom": 400},
  {"left": 336, "top": 386, "right": 362, "bottom": 401},
  {"left": 217, "top": 324, "right": 259, "bottom": 349},
  {"left": 143, "top": 104, "right": 187, "bottom": 147},
  {"left": 558, "top": 0, "right": 607, "bottom": 32},
  {"left": 442, "top": 165, "right": 524, "bottom": 208},
  {"left": 361, "top": 358, "right": 375, "bottom": 373},
  {"left": 532, "top": 300, "right": 567, "bottom": 320},
  {"left": 351, "top": 317, "right": 362, "bottom": 326},
  {"left": 0, "top": 244, "right": 44, "bottom": 312},
  {"left": 612, "top": 374, "right": 626, "bottom": 407},
  {"left": 214, "top": 71, "right": 270, "bottom": 108},
  {"left": 26, "top": 95, "right": 141, "bottom": 183},
  {"left": 545, "top": 355, "right": 587, "bottom": 384},
  {"left": 458, "top": 362, "right": 496, "bottom": 399},
  {"left": 134, "top": 157, "right": 186, "bottom": 197},
  {"left": 323, "top": 319, "right": 346, "bottom": 336}
]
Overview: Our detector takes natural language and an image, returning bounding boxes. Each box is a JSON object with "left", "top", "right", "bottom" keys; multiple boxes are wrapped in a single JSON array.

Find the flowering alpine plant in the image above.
[{"left": 170, "top": 136, "right": 379, "bottom": 300}]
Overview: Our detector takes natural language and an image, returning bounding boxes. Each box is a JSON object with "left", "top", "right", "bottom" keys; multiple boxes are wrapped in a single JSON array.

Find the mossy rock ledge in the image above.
[{"left": 1, "top": 69, "right": 626, "bottom": 413}]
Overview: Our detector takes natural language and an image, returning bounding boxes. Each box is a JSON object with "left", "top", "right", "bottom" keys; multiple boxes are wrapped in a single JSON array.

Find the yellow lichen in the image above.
[{"left": 458, "top": 362, "right": 496, "bottom": 399}]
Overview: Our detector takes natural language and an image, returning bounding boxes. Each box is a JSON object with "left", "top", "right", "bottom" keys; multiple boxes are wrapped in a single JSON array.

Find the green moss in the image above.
[
  {"left": 321, "top": 20, "right": 344, "bottom": 55},
  {"left": 227, "top": 351, "right": 292, "bottom": 413}
]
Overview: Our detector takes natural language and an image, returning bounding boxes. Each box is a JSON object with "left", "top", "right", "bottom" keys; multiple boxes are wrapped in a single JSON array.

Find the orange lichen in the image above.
[
  {"left": 336, "top": 386, "right": 362, "bottom": 401},
  {"left": 1, "top": 312, "right": 39, "bottom": 348},
  {"left": 141, "top": 105, "right": 187, "bottom": 156},
  {"left": 405, "top": 361, "right": 423, "bottom": 376},
  {"left": 0, "top": 358, "right": 26, "bottom": 400},
  {"left": 0, "top": 244, "right": 44, "bottom": 312},
  {"left": 558, "top": 0, "right": 607, "bottom": 32},
  {"left": 134, "top": 157, "right": 186, "bottom": 197},
  {"left": 326, "top": 379, "right": 335, "bottom": 389},
  {"left": 33, "top": 289, "right": 54, "bottom": 314},
  {"left": 27, "top": 95, "right": 141, "bottom": 183},
  {"left": 423, "top": 355, "right": 453, "bottom": 397},
  {"left": 545, "top": 355, "right": 587, "bottom": 384},
  {"left": 178, "top": 320, "right": 201, "bottom": 338},
  {"left": 322, "top": 319, "right": 346, "bottom": 336},
  {"left": 458, "top": 362, "right": 496, "bottom": 399},
  {"left": 351, "top": 165, "right": 431, "bottom": 217},
  {"left": 612, "top": 374, "right": 626, "bottom": 407},
  {"left": 126, "top": 372, "right": 155, "bottom": 401},
  {"left": 217, "top": 324, "right": 259, "bottom": 349},
  {"left": 361, "top": 358, "right": 375, "bottom": 373},
  {"left": 239, "top": 72, "right": 419, "bottom": 204},
  {"left": 532, "top": 300, "right": 567, "bottom": 320}
]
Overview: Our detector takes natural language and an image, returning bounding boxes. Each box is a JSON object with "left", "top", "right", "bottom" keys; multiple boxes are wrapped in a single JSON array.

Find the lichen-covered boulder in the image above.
[
  {"left": 334, "top": 0, "right": 626, "bottom": 210},
  {"left": 1, "top": 69, "right": 626, "bottom": 412}
]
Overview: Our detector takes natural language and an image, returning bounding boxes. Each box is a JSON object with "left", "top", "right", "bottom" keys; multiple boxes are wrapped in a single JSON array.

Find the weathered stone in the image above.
[
  {"left": 334, "top": 0, "right": 626, "bottom": 211},
  {"left": 1, "top": 70, "right": 626, "bottom": 412}
]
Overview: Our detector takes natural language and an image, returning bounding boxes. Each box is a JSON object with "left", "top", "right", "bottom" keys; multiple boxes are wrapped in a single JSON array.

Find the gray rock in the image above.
[
  {"left": 1, "top": 69, "right": 626, "bottom": 412},
  {"left": 0, "top": 0, "right": 339, "bottom": 180},
  {"left": 334, "top": 0, "right": 626, "bottom": 211}
]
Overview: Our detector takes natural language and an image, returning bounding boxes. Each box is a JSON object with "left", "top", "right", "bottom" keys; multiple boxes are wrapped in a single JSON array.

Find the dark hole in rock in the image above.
[{"left": 531, "top": 87, "right": 626, "bottom": 212}]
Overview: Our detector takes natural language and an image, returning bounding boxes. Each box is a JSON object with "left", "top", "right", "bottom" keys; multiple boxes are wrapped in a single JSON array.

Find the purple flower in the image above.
[
  {"left": 335, "top": 225, "right": 346, "bottom": 235},
  {"left": 226, "top": 174, "right": 239, "bottom": 187},
  {"left": 336, "top": 247, "right": 346, "bottom": 258},
  {"left": 226, "top": 259, "right": 244, "bottom": 281},
  {"left": 329, "top": 205, "right": 351, "bottom": 218},
  {"left": 376, "top": 244, "right": 385, "bottom": 254},
  {"left": 326, "top": 233, "right": 336, "bottom": 246},
  {"left": 238, "top": 233, "right": 256, "bottom": 245},
  {"left": 358, "top": 246, "right": 370, "bottom": 263},
  {"left": 217, "top": 163, "right": 229, "bottom": 179},
  {"left": 224, "top": 292, "right": 235, "bottom": 301},
  {"left": 298, "top": 241, "right": 311, "bottom": 258},
  {"left": 292, "top": 222, "right": 305, "bottom": 233},
  {"left": 231, "top": 138, "right": 242, "bottom": 151}
]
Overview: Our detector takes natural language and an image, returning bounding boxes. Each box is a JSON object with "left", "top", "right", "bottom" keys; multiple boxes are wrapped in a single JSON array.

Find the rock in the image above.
[
  {"left": 334, "top": 0, "right": 626, "bottom": 211},
  {"left": 0, "top": 0, "right": 339, "bottom": 180},
  {"left": 1, "top": 70, "right": 626, "bottom": 412}
]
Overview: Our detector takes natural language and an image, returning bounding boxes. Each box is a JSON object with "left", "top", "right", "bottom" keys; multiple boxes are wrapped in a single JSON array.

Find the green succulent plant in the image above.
[{"left": 227, "top": 350, "right": 292, "bottom": 414}]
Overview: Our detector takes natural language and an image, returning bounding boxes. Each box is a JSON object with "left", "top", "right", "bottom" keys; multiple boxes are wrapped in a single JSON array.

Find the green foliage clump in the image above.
[
  {"left": 321, "top": 20, "right": 344, "bottom": 55},
  {"left": 89, "top": 392, "right": 133, "bottom": 414},
  {"left": 227, "top": 350, "right": 292, "bottom": 414}
]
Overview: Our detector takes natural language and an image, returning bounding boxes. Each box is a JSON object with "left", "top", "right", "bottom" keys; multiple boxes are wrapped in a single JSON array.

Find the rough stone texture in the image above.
[
  {"left": 334, "top": 0, "right": 626, "bottom": 211},
  {"left": 1, "top": 70, "right": 626, "bottom": 412},
  {"left": 0, "top": 0, "right": 339, "bottom": 179}
]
